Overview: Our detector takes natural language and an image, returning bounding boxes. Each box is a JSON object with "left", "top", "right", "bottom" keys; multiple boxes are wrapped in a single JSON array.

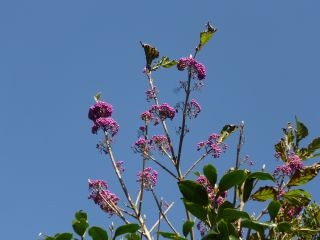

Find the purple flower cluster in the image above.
[
  {"left": 197, "top": 133, "right": 227, "bottom": 158},
  {"left": 88, "top": 179, "right": 119, "bottom": 215},
  {"left": 196, "top": 175, "right": 227, "bottom": 207},
  {"left": 88, "top": 101, "right": 119, "bottom": 137},
  {"left": 274, "top": 153, "right": 303, "bottom": 176},
  {"left": 116, "top": 161, "right": 125, "bottom": 173},
  {"left": 177, "top": 56, "right": 206, "bottom": 80},
  {"left": 151, "top": 103, "right": 176, "bottom": 120},
  {"left": 151, "top": 135, "right": 170, "bottom": 153},
  {"left": 137, "top": 167, "right": 158, "bottom": 190},
  {"left": 189, "top": 99, "right": 202, "bottom": 118},
  {"left": 132, "top": 137, "right": 150, "bottom": 154},
  {"left": 140, "top": 111, "right": 153, "bottom": 122},
  {"left": 145, "top": 87, "right": 158, "bottom": 102},
  {"left": 196, "top": 221, "right": 209, "bottom": 237}
]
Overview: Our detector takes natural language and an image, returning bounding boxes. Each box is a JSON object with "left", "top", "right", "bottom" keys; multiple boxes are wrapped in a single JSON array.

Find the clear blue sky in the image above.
[{"left": 1, "top": 1, "right": 320, "bottom": 239}]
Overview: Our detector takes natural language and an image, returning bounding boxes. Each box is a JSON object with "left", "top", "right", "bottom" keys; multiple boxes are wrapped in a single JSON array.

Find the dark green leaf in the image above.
[
  {"left": 288, "top": 163, "right": 320, "bottom": 186},
  {"left": 243, "top": 178, "right": 255, "bottom": 203},
  {"left": 247, "top": 172, "right": 274, "bottom": 182},
  {"left": 44, "top": 237, "right": 55, "bottom": 240},
  {"left": 158, "top": 232, "right": 186, "bottom": 240},
  {"left": 88, "top": 226, "right": 108, "bottom": 240},
  {"left": 277, "top": 222, "right": 292, "bottom": 233},
  {"left": 201, "top": 231, "right": 219, "bottom": 240},
  {"left": 251, "top": 186, "right": 276, "bottom": 202},
  {"left": 218, "top": 124, "right": 238, "bottom": 143},
  {"left": 72, "top": 218, "right": 89, "bottom": 237},
  {"left": 283, "top": 189, "right": 311, "bottom": 206},
  {"left": 222, "top": 208, "right": 250, "bottom": 222},
  {"left": 296, "top": 117, "right": 309, "bottom": 144},
  {"left": 183, "top": 200, "right": 209, "bottom": 222},
  {"left": 196, "top": 22, "right": 217, "bottom": 53},
  {"left": 182, "top": 221, "right": 194, "bottom": 237},
  {"left": 217, "top": 201, "right": 234, "bottom": 221},
  {"left": 218, "top": 170, "right": 246, "bottom": 192},
  {"left": 203, "top": 164, "right": 218, "bottom": 187},
  {"left": 267, "top": 200, "right": 281, "bottom": 220},
  {"left": 125, "top": 233, "right": 141, "bottom": 240},
  {"left": 75, "top": 210, "right": 88, "bottom": 221},
  {"left": 55, "top": 233, "right": 73, "bottom": 240},
  {"left": 217, "top": 220, "right": 229, "bottom": 240},
  {"left": 242, "top": 219, "right": 275, "bottom": 231},
  {"left": 114, "top": 224, "right": 140, "bottom": 239},
  {"left": 179, "top": 180, "right": 209, "bottom": 206}
]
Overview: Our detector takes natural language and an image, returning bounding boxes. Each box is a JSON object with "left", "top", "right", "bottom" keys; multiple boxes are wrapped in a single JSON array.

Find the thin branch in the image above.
[
  {"left": 183, "top": 150, "right": 211, "bottom": 178},
  {"left": 150, "top": 202, "right": 175, "bottom": 232},
  {"left": 151, "top": 189, "right": 178, "bottom": 234}
]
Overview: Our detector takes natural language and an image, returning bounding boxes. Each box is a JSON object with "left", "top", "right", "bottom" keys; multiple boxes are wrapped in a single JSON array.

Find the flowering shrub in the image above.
[{"left": 42, "top": 23, "right": 320, "bottom": 240}]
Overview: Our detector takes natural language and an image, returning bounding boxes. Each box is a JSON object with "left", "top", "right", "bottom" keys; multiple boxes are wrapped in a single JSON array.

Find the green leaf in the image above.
[
  {"left": 296, "top": 117, "right": 309, "bottom": 144},
  {"left": 277, "top": 222, "right": 292, "bottom": 233},
  {"left": 94, "top": 92, "right": 101, "bottom": 102},
  {"left": 182, "top": 221, "right": 194, "bottom": 237},
  {"left": 160, "top": 56, "right": 177, "bottom": 68},
  {"left": 196, "top": 22, "right": 217, "bottom": 53},
  {"left": 308, "top": 137, "right": 320, "bottom": 153},
  {"left": 88, "top": 226, "right": 108, "bottom": 240},
  {"left": 247, "top": 172, "right": 275, "bottom": 182},
  {"left": 203, "top": 164, "right": 218, "bottom": 187},
  {"left": 125, "top": 233, "right": 141, "bottom": 240},
  {"left": 242, "top": 219, "right": 275, "bottom": 233},
  {"left": 114, "top": 224, "right": 140, "bottom": 239},
  {"left": 243, "top": 178, "right": 255, "bottom": 203},
  {"left": 218, "top": 124, "right": 238, "bottom": 143},
  {"left": 217, "top": 220, "right": 229, "bottom": 240},
  {"left": 75, "top": 210, "right": 88, "bottom": 221},
  {"left": 183, "top": 200, "right": 209, "bottom": 222},
  {"left": 267, "top": 200, "right": 281, "bottom": 220},
  {"left": 179, "top": 180, "right": 209, "bottom": 206},
  {"left": 251, "top": 186, "right": 276, "bottom": 201},
  {"left": 288, "top": 163, "right": 320, "bottom": 186},
  {"left": 283, "top": 189, "right": 311, "bottom": 206},
  {"left": 72, "top": 217, "right": 89, "bottom": 238},
  {"left": 158, "top": 232, "right": 186, "bottom": 240},
  {"left": 222, "top": 208, "right": 250, "bottom": 222},
  {"left": 218, "top": 170, "right": 246, "bottom": 192},
  {"left": 55, "top": 233, "right": 73, "bottom": 240},
  {"left": 275, "top": 140, "right": 287, "bottom": 162},
  {"left": 217, "top": 201, "right": 234, "bottom": 221}
]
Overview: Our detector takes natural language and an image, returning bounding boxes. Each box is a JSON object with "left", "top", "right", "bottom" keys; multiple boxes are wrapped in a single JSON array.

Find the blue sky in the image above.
[{"left": 1, "top": 1, "right": 320, "bottom": 239}]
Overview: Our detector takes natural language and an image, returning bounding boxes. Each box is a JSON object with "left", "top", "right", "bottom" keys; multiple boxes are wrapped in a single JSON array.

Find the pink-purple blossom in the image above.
[
  {"left": 140, "top": 111, "right": 153, "bottom": 122},
  {"left": 151, "top": 135, "right": 170, "bottom": 153},
  {"left": 88, "top": 179, "right": 119, "bottom": 215},
  {"left": 150, "top": 103, "right": 176, "bottom": 120},
  {"left": 197, "top": 133, "right": 227, "bottom": 158},
  {"left": 137, "top": 167, "right": 158, "bottom": 190},
  {"left": 88, "top": 101, "right": 113, "bottom": 122},
  {"left": 274, "top": 153, "right": 303, "bottom": 176},
  {"left": 132, "top": 137, "right": 150, "bottom": 154},
  {"left": 177, "top": 56, "right": 206, "bottom": 80},
  {"left": 146, "top": 87, "right": 158, "bottom": 101},
  {"left": 92, "top": 117, "right": 119, "bottom": 136}
]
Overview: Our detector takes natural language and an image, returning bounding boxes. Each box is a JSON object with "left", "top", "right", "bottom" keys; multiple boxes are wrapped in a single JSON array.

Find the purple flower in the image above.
[
  {"left": 116, "top": 161, "right": 125, "bottom": 173},
  {"left": 151, "top": 135, "right": 170, "bottom": 153},
  {"left": 150, "top": 103, "right": 176, "bottom": 120},
  {"left": 196, "top": 221, "right": 208, "bottom": 237},
  {"left": 274, "top": 153, "right": 303, "bottom": 177},
  {"left": 137, "top": 167, "right": 158, "bottom": 190},
  {"left": 92, "top": 117, "right": 119, "bottom": 136},
  {"left": 140, "top": 111, "right": 153, "bottom": 121},
  {"left": 132, "top": 137, "right": 150, "bottom": 154},
  {"left": 88, "top": 179, "right": 119, "bottom": 215},
  {"left": 186, "top": 99, "right": 202, "bottom": 118},
  {"left": 145, "top": 87, "right": 158, "bottom": 101},
  {"left": 177, "top": 56, "right": 206, "bottom": 80},
  {"left": 197, "top": 133, "right": 227, "bottom": 158},
  {"left": 88, "top": 101, "right": 113, "bottom": 122}
]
